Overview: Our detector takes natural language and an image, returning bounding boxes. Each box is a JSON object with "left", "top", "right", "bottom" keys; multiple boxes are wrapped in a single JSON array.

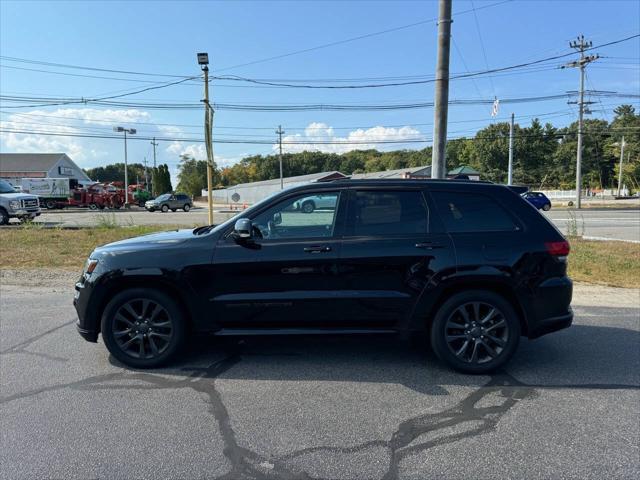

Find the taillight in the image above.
[{"left": 545, "top": 241, "right": 570, "bottom": 256}]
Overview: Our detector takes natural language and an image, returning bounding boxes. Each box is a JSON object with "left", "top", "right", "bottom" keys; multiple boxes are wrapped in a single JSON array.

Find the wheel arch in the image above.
[
  {"left": 414, "top": 279, "right": 528, "bottom": 336},
  {"left": 92, "top": 275, "right": 196, "bottom": 334}
]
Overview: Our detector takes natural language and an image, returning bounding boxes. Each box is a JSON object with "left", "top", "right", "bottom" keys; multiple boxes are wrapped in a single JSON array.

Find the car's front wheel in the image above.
[
  {"left": 161, "top": 204, "right": 169, "bottom": 213},
  {"left": 542, "top": 203, "right": 551, "bottom": 211},
  {"left": 101, "top": 288, "right": 186, "bottom": 368},
  {"left": 430, "top": 290, "right": 520, "bottom": 374}
]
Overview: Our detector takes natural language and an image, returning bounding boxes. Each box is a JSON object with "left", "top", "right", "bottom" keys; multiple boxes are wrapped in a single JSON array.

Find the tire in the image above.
[
  {"left": 301, "top": 200, "right": 315, "bottom": 213},
  {"left": 542, "top": 203, "right": 551, "bottom": 211},
  {"left": 45, "top": 200, "right": 56, "bottom": 209},
  {"left": 183, "top": 204, "right": 190, "bottom": 212},
  {"left": 101, "top": 288, "right": 186, "bottom": 369},
  {"left": 161, "top": 204, "right": 169, "bottom": 213},
  {"left": 138, "top": 201, "right": 145, "bottom": 208},
  {"left": 430, "top": 290, "right": 520, "bottom": 374},
  {"left": 0, "top": 208, "right": 9, "bottom": 225},
  {"left": 171, "top": 208, "right": 177, "bottom": 212},
  {"left": 89, "top": 203, "right": 98, "bottom": 210},
  {"left": 147, "top": 208, "right": 155, "bottom": 212}
]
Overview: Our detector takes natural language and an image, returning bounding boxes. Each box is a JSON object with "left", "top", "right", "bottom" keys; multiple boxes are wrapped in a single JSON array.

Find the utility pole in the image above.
[
  {"left": 151, "top": 137, "right": 158, "bottom": 196},
  {"left": 114, "top": 127, "right": 136, "bottom": 207},
  {"left": 143, "top": 156, "right": 149, "bottom": 189},
  {"left": 431, "top": 0, "right": 452, "bottom": 179},
  {"left": 617, "top": 136, "right": 625, "bottom": 197},
  {"left": 198, "top": 52, "right": 214, "bottom": 225},
  {"left": 564, "top": 35, "right": 598, "bottom": 208},
  {"left": 276, "top": 125, "right": 285, "bottom": 189},
  {"left": 508, "top": 112, "right": 515, "bottom": 185}
]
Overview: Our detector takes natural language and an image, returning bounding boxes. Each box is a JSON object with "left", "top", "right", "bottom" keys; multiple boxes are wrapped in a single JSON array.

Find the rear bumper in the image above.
[
  {"left": 528, "top": 309, "right": 573, "bottom": 339},
  {"left": 526, "top": 275, "right": 573, "bottom": 338}
]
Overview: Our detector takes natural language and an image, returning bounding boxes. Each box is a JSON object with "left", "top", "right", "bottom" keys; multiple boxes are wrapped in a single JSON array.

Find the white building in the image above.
[{"left": 0, "top": 153, "right": 91, "bottom": 186}]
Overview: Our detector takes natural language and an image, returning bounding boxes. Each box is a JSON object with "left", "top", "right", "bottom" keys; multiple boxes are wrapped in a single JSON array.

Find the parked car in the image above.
[
  {"left": 522, "top": 191, "right": 552, "bottom": 211},
  {"left": 0, "top": 179, "right": 41, "bottom": 225},
  {"left": 145, "top": 193, "right": 192, "bottom": 212},
  {"left": 293, "top": 194, "right": 337, "bottom": 213},
  {"left": 75, "top": 179, "right": 573, "bottom": 373}
]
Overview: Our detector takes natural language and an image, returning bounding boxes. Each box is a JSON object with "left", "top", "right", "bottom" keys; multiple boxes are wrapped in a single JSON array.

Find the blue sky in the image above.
[{"left": 1, "top": 0, "right": 638, "bottom": 183}]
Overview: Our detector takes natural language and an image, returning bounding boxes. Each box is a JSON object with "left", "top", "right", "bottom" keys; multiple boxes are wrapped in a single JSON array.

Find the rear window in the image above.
[
  {"left": 348, "top": 190, "right": 428, "bottom": 236},
  {"left": 431, "top": 191, "right": 518, "bottom": 233}
]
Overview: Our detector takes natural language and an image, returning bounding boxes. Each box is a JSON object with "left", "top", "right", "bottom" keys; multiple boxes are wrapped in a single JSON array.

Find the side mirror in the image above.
[
  {"left": 233, "top": 218, "right": 252, "bottom": 239},
  {"left": 273, "top": 212, "right": 282, "bottom": 225}
]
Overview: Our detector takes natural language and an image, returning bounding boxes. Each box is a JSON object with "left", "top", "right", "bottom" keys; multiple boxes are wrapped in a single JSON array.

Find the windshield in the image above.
[
  {"left": 0, "top": 179, "right": 16, "bottom": 194},
  {"left": 156, "top": 194, "right": 171, "bottom": 201}
]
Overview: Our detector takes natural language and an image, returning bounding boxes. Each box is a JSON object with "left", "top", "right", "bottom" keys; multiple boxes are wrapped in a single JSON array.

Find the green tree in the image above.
[
  {"left": 176, "top": 154, "right": 212, "bottom": 197},
  {"left": 153, "top": 164, "right": 172, "bottom": 195}
]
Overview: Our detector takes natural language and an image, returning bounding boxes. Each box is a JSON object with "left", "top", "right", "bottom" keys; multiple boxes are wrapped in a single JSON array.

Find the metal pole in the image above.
[
  {"left": 508, "top": 113, "right": 514, "bottom": 185},
  {"left": 203, "top": 66, "right": 214, "bottom": 225},
  {"left": 431, "top": 0, "right": 452, "bottom": 179},
  {"left": 617, "top": 136, "right": 625, "bottom": 197},
  {"left": 276, "top": 125, "right": 285, "bottom": 189},
  {"left": 151, "top": 137, "right": 158, "bottom": 196},
  {"left": 123, "top": 130, "right": 129, "bottom": 207},
  {"left": 575, "top": 58, "right": 585, "bottom": 209}
]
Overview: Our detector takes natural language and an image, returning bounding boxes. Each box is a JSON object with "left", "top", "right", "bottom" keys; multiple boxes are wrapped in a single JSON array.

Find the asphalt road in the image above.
[
  {"left": 5, "top": 206, "right": 638, "bottom": 242},
  {"left": 1, "top": 282, "right": 638, "bottom": 479}
]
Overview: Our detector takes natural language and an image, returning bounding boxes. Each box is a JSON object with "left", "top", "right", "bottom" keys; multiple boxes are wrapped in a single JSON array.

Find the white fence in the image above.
[{"left": 540, "top": 188, "right": 630, "bottom": 200}]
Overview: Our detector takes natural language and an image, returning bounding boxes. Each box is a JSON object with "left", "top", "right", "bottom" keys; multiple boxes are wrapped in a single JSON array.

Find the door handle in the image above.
[
  {"left": 415, "top": 242, "right": 444, "bottom": 250},
  {"left": 304, "top": 246, "right": 332, "bottom": 253}
]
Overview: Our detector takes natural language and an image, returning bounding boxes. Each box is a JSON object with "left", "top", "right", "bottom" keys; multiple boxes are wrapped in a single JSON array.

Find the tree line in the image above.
[
  {"left": 86, "top": 105, "right": 639, "bottom": 198},
  {"left": 84, "top": 163, "right": 172, "bottom": 196}
]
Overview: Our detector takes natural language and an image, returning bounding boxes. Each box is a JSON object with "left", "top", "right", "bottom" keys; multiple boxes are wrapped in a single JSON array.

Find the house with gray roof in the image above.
[{"left": 0, "top": 153, "right": 91, "bottom": 185}]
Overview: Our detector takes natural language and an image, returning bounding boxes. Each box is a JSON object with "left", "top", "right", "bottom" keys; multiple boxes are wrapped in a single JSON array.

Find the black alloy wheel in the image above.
[
  {"left": 101, "top": 288, "right": 185, "bottom": 368},
  {"left": 431, "top": 290, "right": 520, "bottom": 374}
]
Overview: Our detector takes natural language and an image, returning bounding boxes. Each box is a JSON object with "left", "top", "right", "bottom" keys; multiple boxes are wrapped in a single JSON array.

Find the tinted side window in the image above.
[
  {"left": 348, "top": 190, "right": 428, "bottom": 236},
  {"left": 431, "top": 191, "right": 518, "bottom": 233}
]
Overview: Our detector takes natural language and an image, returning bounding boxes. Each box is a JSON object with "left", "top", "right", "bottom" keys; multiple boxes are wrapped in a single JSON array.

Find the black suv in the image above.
[{"left": 74, "top": 180, "right": 572, "bottom": 373}]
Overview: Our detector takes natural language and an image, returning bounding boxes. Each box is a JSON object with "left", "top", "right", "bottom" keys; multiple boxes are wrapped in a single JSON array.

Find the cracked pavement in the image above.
[{"left": 1, "top": 282, "right": 639, "bottom": 479}]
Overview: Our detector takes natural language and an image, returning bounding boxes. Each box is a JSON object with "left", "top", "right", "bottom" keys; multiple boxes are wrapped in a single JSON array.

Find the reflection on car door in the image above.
[
  {"left": 338, "top": 189, "right": 455, "bottom": 329},
  {"left": 210, "top": 190, "right": 347, "bottom": 329}
]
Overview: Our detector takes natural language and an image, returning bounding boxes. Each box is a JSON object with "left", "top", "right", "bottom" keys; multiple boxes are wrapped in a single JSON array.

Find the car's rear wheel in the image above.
[
  {"left": 101, "top": 288, "right": 185, "bottom": 368},
  {"left": 430, "top": 290, "right": 520, "bottom": 374},
  {"left": 183, "top": 204, "right": 190, "bottom": 212},
  {"left": 161, "top": 204, "right": 169, "bottom": 213},
  {"left": 171, "top": 208, "right": 177, "bottom": 212},
  {"left": 45, "top": 200, "right": 57, "bottom": 209},
  {"left": 542, "top": 203, "right": 551, "bottom": 211}
]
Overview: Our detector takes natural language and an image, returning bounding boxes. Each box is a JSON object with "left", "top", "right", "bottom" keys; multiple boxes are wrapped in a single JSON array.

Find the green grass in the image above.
[
  {"left": 568, "top": 239, "right": 640, "bottom": 289},
  {"left": 0, "top": 225, "right": 186, "bottom": 270}
]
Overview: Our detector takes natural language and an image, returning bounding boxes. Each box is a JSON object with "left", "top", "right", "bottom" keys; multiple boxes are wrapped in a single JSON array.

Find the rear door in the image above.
[
  {"left": 428, "top": 188, "right": 523, "bottom": 269},
  {"left": 338, "top": 188, "right": 455, "bottom": 329}
]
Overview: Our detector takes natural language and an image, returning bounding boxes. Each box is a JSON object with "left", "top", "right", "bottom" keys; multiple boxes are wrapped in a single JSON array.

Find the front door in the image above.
[
  {"left": 210, "top": 190, "right": 346, "bottom": 329},
  {"left": 338, "top": 188, "right": 455, "bottom": 329}
]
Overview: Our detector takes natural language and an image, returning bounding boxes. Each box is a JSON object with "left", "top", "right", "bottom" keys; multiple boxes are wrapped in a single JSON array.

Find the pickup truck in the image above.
[{"left": 0, "top": 179, "right": 41, "bottom": 225}]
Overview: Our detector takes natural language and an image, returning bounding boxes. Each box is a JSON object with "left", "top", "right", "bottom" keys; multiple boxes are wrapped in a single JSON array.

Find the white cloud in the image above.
[
  {"left": 0, "top": 108, "right": 151, "bottom": 164},
  {"left": 278, "top": 122, "right": 424, "bottom": 154}
]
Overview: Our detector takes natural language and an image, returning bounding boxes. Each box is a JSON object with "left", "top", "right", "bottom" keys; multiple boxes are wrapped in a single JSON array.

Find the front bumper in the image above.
[
  {"left": 74, "top": 278, "right": 99, "bottom": 342},
  {"left": 10, "top": 208, "right": 40, "bottom": 218}
]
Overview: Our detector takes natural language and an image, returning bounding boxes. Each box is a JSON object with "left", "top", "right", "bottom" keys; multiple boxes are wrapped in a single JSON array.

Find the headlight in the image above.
[
  {"left": 9, "top": 200, "right": 20, "bottom": 210},
  {"left": 84, "top": 259, "right": 99, "bottom": 274}
]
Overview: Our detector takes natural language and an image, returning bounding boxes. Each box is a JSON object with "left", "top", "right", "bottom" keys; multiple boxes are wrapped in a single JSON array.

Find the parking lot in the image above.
[{"left": 1, "top": 278, "right": 638, "bottom": 479}]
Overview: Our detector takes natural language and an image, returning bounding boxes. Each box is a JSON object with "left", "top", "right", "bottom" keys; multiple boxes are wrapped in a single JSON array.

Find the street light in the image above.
[
  {"left": 197, "top": 51, "right": 214, "bottom": 225},
  {"left": 114, "top": 126, "right": 136, "bottom": 208}
]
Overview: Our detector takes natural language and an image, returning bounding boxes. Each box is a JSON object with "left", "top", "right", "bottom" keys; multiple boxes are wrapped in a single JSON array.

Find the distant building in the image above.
[
  {"left": 351, "top": 165, "right": 432, "bottom": 180},
  {"left": 208, "top": 171, "right": 347, "bottom": 204},
  {"left": 210, "top": 164, "right": 481, "bottom": 205},
  {"left": 0, "top": 153, "right": 91, "bottom": 186},
  {"left": 447, "top": 166, "right": 481, "bottom": 181}
]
